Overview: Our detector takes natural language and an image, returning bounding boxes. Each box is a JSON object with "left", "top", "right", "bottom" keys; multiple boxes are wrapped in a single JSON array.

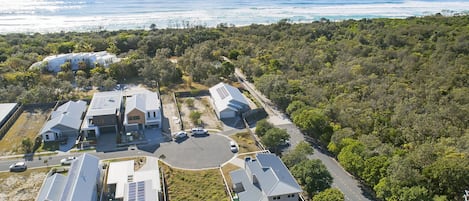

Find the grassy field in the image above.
[
  {"left": 231, "top": 132, "right": 260, "bottom": 153},
  {"left": 0, "top": 167, "right": 51, "bottom": 201},
  {"left": 0, "top": 107, "right": 52, "bottom": 156},
  {"left": 161, "top": 162, "right": 230, "bottom": 201}
]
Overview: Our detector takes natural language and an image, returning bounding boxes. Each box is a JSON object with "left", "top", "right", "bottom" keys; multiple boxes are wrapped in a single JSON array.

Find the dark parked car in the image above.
[{"left": 9, "top": 162, "right": 27, "bottom": 172}]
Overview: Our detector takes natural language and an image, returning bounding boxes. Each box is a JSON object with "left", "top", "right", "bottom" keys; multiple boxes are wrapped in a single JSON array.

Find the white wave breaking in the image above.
[{"left": 0, "top": 0, "right": 467, "bottom": 34}]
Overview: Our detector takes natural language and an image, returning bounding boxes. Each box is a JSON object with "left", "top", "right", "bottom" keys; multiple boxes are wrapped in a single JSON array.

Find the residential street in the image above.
[{"left": 235, "top": 68, "right": 374, "bottom": 201}]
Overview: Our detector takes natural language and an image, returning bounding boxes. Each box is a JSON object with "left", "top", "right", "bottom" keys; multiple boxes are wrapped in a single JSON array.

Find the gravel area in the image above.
[
  {"left": 0, "top": 168, "right": 50, "bottom": 201},
  {"left": 178, "top": 96, "right": 221, "bottom": 130}
]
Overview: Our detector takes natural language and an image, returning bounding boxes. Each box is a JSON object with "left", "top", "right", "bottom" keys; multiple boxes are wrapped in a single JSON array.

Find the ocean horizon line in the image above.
[{"left": 0, "top": 0, "right": 468, "bottom": 35}]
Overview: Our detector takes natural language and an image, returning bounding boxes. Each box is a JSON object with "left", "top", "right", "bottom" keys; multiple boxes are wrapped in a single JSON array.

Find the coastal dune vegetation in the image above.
[{"left": 0, "top": 15, "right": 468, "bottom": 200}]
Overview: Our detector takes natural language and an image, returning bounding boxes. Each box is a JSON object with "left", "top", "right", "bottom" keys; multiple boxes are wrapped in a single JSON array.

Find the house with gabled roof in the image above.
[
  {"left": 230, "top": 153, "right": 303, "bottom": 201},
  {"left": 40, "top": 100, "right": 87, "bottom": 142},
  {"left": 209, "top": 82, "right": 250, "bottom": 119},
  {"left": 124, "top": 89, "right": 161, "bottom": 131},
  {"left": 36, "top": 153, "right": 100, "bottom": 201}
]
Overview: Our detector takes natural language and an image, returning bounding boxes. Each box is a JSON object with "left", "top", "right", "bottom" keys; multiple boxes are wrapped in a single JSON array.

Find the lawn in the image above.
[
  {"left": 231, "top": 132, "right": 260, "bottom": 153},
  {"left": 161, "top": 162, "right": 230, "bottom": 201},
  {"left": 0, "top": 167, "right": 51, "bottom": 201},
  {"left": 0, "top": 107, "right": 52, "bottom": 156}
]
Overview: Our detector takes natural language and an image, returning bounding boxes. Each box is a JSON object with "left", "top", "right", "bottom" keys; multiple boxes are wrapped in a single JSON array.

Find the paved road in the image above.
[
  {"left": 235, "top": 68, "right": 374, "bottom": 201},
  {"left": 0, "top": 132, "right": 236, "bottom": 172}
]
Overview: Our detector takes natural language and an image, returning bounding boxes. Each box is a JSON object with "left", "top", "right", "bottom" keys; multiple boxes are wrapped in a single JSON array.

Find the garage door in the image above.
[
  {"left": 220, "top": 110, "right": 236, "bottom": 119},
  {"left": 99, "top": 126, "right": 117, "bottom": 134}
]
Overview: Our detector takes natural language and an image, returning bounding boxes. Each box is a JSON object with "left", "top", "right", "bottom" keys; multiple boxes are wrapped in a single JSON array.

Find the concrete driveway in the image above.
[{"left": 153, "top": 133, "right": 235, "bottom": 169}]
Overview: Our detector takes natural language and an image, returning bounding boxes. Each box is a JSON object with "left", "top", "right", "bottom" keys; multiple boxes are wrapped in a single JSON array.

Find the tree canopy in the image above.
[{"left": 0, "top": 15, "right": 468, "bottom": 200}]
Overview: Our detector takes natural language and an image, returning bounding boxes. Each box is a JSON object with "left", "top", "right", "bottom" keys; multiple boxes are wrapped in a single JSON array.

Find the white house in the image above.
[
  {"left": 106, "top": 158, "right": 161, "bottom": 201},
  {"left": 36, "top": 153, "right": 100, "bottom": 201},
  {"left": 123, "top": 90, "right": 162, "bottom": 131},
  {"left": 40, "top": 100, "right": 87, "bottom": 142},
  {"left": 81, "top": 91, "right": 123, "bottom": 139},
  {"left": 209, "top": 82, "right": 250, "bottom": 119},
  {"left": 30, "top": 51, "right": 120, "bottom": 73},
  {"left": 230, "top": 153, "right": 303, "bottom": 201}
]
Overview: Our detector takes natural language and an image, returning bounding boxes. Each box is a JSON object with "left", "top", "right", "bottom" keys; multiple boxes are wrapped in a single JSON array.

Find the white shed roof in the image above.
[
  {"left": 209, "top": 82, "right": 249, "bottom": 114},
  {"left": 0, "top": 103, "right": 18, "bottom": 126},
  {"left": 107, "top": 160, "right": 135, "bottom": 199}
]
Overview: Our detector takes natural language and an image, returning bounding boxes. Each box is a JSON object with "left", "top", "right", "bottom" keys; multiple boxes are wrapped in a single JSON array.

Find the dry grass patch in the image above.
[
  {"left": 161, "top": 162, "right": 229, "bottom": 201},
  {"left": 178, "top": 96, "right": 220, "bottom": 129},
  {"left": 0, "top": 107, "right": 52, "bottom": 156},
  {"left": 0, "top": 167, "right": 51, "bottom": 201},
  {"left": 231, "top": 132, "right": 260, "bottom": 153}
]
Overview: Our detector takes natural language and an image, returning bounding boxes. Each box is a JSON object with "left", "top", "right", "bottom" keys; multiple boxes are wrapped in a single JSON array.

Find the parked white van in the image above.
[{"left": 191, "top": 127, "right": 208, "bottom": 136}]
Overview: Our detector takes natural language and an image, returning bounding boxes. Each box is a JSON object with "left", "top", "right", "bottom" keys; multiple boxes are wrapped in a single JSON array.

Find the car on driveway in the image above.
[
  {"left": 191, "top": 127, "right": 208, "bottom": 136},
  {"left": 60, "top": 156, "right": 77, "bottom": 165},
  {"left": 9, "top": 162, "right": 27, "bottom": 172},
  {"left": 173, "top": 131, "right": 188, "bottom": 140},
  {"left": 230, "top": 141, "right": 238, "bottom": 153}
]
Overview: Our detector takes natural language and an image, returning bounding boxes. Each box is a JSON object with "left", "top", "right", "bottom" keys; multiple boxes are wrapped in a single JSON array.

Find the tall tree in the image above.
[
  {"left": 312, "top": 188, "right": 344, "bottom": 201},
  {"left": 291, "top": 159, "right": 333, "bottom": 197}
]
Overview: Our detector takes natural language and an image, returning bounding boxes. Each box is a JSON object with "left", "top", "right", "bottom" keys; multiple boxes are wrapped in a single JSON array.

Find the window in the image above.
[
  {"left": 273, "top": 196, "right": 280, "bottom": 200},
  {"left": 147, "top": 112, "right": 150, "bottom": 118},
  {"left": 287, "top": 194, "right": 295, "bottom": 198},
  {"left": 45, "top": 134, "right": 49, "bottom": 140},
  {"left": 129, "top": 116, "right": 140, "bottom": 120},
  {"left": 153, "top": 112, "right": 156, "bottom": 117}
]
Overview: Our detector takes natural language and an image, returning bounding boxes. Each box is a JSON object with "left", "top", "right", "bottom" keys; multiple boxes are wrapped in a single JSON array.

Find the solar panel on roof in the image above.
[{"left": 216, "top": 87, "right": 229, "bottom": 99}]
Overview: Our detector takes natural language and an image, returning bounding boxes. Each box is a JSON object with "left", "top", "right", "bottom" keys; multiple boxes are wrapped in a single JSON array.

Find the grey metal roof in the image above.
[
  {"left": 230, "top": 153, "right": 302, "bottom": 201},
  {"left": 36, "top": 173, "right": 67, "bottom": 201},
  {"left": 51, "top": 100, "right": 86, "bottom": 119},
  {"left": 86, "top": 91, "right": 122, "bottom": 116},
  {"left": 253, "top": 153, "right": 303, "bottom": 196},
  {"left": 230, "top": 169, "right": 264, "bottom": 201},
  {"left": 61, "top": 153, "right": 100, "bottom": 201},
  {"left": 40, "top": 101, "right": 86, "bottom": 134},
  {"left": 40, "top": 101, "right": 87, "bottom": 135}
]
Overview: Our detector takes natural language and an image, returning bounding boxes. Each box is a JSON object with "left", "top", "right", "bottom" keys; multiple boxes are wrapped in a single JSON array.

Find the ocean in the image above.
[{"left": 0, "top": 0, "right": 468, "bottom": 34}]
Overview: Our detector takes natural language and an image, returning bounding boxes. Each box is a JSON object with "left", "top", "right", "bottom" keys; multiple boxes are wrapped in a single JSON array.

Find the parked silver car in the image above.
[
  {"left": 230, "top": 141, "right": 238, "bottom": 153},
  {"left": 9, "top": 161, "right": 27, "bottom": 172},
  {"left": 173, "top": 131, "right": 188, "bottom": 140},
  {"left": 60, "top": 156, "right": 77, "bottom": 165}
]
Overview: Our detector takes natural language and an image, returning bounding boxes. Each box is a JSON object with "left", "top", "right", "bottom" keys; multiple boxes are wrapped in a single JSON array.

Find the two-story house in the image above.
[
  {"left": 123, "top": 89, "right": 162, "bottom": 132},
  {"left": 81, "top": 91, "right": 123, "bottom": 139},
  {"left": 230, "top": 153, "right": 303, "bottom": 201}
]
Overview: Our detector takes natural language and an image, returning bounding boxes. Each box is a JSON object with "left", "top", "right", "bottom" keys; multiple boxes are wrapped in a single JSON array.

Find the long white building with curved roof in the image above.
[{"left": 30, "top": 51, "right": 120, "bottom": 73}]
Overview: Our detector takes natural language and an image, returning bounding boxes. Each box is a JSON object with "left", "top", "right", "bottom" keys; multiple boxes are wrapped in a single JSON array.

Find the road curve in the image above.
[{"left": 235, "top": 68, "right": 374, "bottom": 201}]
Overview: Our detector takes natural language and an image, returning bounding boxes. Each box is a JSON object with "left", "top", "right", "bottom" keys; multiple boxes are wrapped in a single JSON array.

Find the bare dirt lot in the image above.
[
  {"left": 0, "top": 167, "right": 51, "bottom": 201},
  {"left": 161, "top": 94, "right": 182, "bottom": 133},
  {"left": 178, "top": 96, "right": 221, "bottom": 130},
  {"left": 0, "top": 107, "right": 52, "bottom": 156}
]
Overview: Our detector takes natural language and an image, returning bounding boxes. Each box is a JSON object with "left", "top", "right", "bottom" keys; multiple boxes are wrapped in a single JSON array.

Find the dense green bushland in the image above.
[{"left": 0, "top": 15, "right": 468, "bottom": 200}]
